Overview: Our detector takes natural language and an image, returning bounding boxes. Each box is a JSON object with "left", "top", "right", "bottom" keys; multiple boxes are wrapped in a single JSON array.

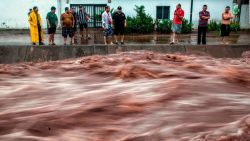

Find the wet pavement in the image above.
[{"left": 0, "top": 30, "right": 250, "bottom": 45}]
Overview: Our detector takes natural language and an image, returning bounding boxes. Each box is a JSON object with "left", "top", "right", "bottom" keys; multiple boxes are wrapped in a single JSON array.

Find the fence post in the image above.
[
  {"left": 190, "top": 0, "right": 194, "bottom": 30},
  {"left": 93, "top": 5, "right": 96, "bottom": 28}
]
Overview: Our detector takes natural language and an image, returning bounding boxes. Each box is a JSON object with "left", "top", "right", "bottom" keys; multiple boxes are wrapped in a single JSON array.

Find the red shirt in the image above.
[{"left": 173, "top": 9, "right": 184, "bottom": 24}]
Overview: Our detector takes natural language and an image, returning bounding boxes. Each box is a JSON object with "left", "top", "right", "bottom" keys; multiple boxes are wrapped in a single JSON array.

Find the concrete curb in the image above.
[{"left": 0, "top": 44, "right": 249, "bottom": 64}]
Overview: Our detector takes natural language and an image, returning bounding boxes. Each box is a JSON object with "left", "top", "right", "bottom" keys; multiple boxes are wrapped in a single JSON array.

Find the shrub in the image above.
[
  {"left": 181, "top": 18, "right": 192, "bottom": 34},
  {"left": 208, "top": 20, "right": 221, "bottom": 32},
  {"left": 156, "top": 19, "right": 192, "bottom": 34},
  {"left": 125, "top": 16, "right": 136, "bottom": 33},
  {"left": 207, "top": 20, "right": 240, "bottom": 33},
  {"left": 156, "top": 19, "right": 172, "bottom": 33},
  {"left": 230, "top": 22, "right": 240, "bottom": 32},
  {"left": 125, "top": 5, "right": 155, "bottom": 34}
]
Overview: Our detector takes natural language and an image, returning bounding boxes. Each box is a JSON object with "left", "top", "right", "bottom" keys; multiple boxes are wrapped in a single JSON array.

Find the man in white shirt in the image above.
[{"left": 102, "top": 6, "right": 113, "bottom": 45}]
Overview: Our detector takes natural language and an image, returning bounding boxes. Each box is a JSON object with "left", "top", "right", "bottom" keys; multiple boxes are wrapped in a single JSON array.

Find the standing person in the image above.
[
  {"left": 70, "top": 7, "right": 78, "bottom": 43},
  {"left": 232, "top": 1, "right": 240, "bottom": 23},
  {"left": 28, "top": 9, "right": 32, "bottom": 16},
  {"left": 78, "top": 6, "right": 90, "bottom": 39},
  {"left": 102, "top": 6, "right": 113, "bottom": 45},
  {"left": 60, "top": 7, "right": 75, "bottom": 45},
  {"left": 112, "top": 6, "right": 127, "bottom": 45},
  {"left": 46, "top": 6, "right": 58, "bottom": 45},
  {"left": 170, "top": 4, "right": 184, "bottom": 44},
  {"left": 221, "top": 6, "right": 233, "bottom": 44},
  {"left": 198, "top": 5, "right": 210, "bottom": 45},
  {"left": 28, "top": 6, "right": 44, "bottom": 45}
]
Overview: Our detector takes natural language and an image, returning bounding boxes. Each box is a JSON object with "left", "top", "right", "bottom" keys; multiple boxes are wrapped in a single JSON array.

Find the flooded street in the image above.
[{"left": 0, "top": 51, "right": 250, "bottom": 141}]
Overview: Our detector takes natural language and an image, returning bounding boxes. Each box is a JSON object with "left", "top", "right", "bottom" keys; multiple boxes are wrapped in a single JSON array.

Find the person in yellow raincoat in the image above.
[{"left": 28, "top": 6, "right": 44, "bottom": 45}]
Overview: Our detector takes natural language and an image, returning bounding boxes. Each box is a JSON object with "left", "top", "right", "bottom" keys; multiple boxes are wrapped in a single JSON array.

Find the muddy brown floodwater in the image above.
[{"left": 0, "top": 51, "right": 250, "bottom": 141}]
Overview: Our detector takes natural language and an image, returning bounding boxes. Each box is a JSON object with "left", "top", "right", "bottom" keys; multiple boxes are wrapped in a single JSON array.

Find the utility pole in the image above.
[
  {"left": 190, "top": 0, "right": 194, "bottom": 24},
  {"left": 57, "top": 0, "right": 62, "bottom": 28}
]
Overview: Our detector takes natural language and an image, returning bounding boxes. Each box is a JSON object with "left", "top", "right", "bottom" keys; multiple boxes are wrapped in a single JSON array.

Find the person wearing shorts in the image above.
[
  {"left": 102, "top": 6, "right": 113, "bottom": 45},
  {"left": 70, "top": 7, "right": 78, "bottom": 43},
  {"left": 78, "top": 6, "right": 90, "bottom": 39},
  {"left": 46, "top": 6, "right": 58, "bottom": 45},
  {"left": 60, "top": 7, "right": 75, "bottom": 45},
  {"left": 112, "top": 6, "right": 126, "bottom": 45},
  {"left": 170, "top": 4, "right": 184, "bottom": 44},
  {"left": 221, "top": 6, "right": 233, "bottom": 44}
]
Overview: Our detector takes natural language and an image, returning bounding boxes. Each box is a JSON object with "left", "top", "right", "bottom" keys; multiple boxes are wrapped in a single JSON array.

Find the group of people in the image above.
[
  {"left": 170, "top": 4, "right": 234, "bottom": 45},
  {"left": 101, "top": 6, "right": 127, "bottom": 45},
  {"left": 28, "top": 5, "right": 90, "bottom": 45},
  {"left": 28, "top": 3, "right": 235, "bottom": 46},
  {"left": 197, "top": 5, "right": 234, "bottom": 45}
]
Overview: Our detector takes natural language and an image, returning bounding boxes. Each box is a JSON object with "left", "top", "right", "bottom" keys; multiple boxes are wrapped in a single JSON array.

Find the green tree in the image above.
[{"left": 126, "top": 5, "right": 155, "bottom": 34}]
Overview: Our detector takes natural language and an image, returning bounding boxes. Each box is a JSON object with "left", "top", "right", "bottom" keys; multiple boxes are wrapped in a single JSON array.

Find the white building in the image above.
[{"left": 0, "top": 0, "right": 249, "bottom": 29}]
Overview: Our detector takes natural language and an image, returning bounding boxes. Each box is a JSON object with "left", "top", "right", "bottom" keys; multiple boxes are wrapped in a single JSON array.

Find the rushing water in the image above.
[{"left": 0, "top": 51, "right": 250, "bottom": 141}]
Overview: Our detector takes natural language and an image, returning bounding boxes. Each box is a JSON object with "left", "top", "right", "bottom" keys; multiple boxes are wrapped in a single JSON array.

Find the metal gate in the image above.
[{"left": 70, "top": 4, "right": 107, "bottom": 28}]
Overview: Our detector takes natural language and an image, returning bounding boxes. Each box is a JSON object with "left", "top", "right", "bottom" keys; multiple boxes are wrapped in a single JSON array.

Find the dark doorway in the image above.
[{"left": 70, "top": 4, "right": 107, "bottom": 28}]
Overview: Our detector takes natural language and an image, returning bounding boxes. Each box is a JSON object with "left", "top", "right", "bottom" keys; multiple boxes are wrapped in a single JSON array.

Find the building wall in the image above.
[
  {"left": 1, "top": 0, "right": 248, "bottom": 29},
  {"left": 240, "top": 5, "right": 250, "bottom": 29},
  {"left": 0, "top": 0, "right": 57, "bottom": 29},
  {"left": 66, "top": 0, "right": 234, "bottom": 27}
]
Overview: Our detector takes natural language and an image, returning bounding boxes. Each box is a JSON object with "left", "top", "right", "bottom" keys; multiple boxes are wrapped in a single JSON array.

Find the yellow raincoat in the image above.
[{"left": 28, "top": 11, "right": 44, "bottom": 43}]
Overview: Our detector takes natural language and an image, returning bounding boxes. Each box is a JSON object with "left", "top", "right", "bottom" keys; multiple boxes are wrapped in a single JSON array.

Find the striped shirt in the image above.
[
  {"left": 199, "top": 11, "right": 210, "bottom": 27},
  {"left": 77, "top": 10, "right": 88, "bottom": 24}
]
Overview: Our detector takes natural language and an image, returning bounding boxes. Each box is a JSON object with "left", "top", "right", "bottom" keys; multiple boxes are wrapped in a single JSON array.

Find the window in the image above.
[
  {"left": 156, "top": 6, "right": 170, "bottom": 19},
  {"left": 242, "top": 0, "right": 249, "bottom": 4}
]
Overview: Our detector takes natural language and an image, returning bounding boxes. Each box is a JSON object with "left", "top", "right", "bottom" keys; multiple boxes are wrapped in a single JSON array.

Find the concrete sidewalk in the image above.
[{"left": 0, "top": 29, "right": 250, "bottom": 45}]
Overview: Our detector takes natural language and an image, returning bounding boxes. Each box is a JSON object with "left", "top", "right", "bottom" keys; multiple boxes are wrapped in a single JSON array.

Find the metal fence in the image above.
[{"left": 70, "top": 4, "right": 107, "bottom": 28}]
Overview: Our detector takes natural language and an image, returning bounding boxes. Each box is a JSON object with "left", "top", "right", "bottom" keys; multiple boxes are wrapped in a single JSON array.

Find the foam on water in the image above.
[{"left": 0, "top": 51, "right": 250, "bottom": 141}]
